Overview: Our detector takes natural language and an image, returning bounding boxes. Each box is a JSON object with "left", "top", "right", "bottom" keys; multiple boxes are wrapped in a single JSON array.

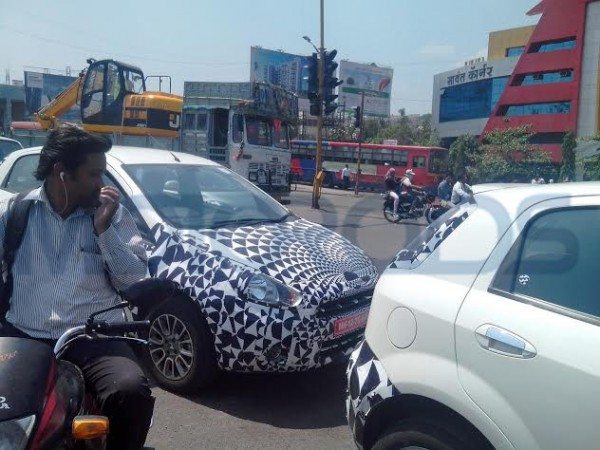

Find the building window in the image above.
[
  {"left": 512, "top": 69, "right": 574, "bottom": 86},
  {"left": 499, "top": 101, "right": 571, "bottom": 117},
  {"left": 505, "top": 46, "right": 525, "bottom": 57},
  {"left": 529, "top": 38, "right": 576, "bottom": 53},
  {"left": 439, "top": 76, "right": 509, "bottom": 122}
]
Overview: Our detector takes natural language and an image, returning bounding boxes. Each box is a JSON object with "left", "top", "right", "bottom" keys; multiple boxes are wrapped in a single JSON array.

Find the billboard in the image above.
[
  {"left": 338, "top": 61, "right": 393, "bottom": 117},
  {"left": 250, "top": 47, "right": 311, "bottom": 98},
  {"left": 24, "top": 71, "right": 80, "bottom": 121}
]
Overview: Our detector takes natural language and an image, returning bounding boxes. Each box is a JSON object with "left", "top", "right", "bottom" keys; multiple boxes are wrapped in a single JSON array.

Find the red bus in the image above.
[{"left": 291, "top": 140, "right": 449, "bottom": 190}]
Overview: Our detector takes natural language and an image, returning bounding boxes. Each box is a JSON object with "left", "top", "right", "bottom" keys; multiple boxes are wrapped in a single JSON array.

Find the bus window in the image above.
[
  {"left": 395, "top": 150, "right": 408, "bottom": 167},
  {"left": 429, "top": 150, "right": 449, "bottom": 174},
  {"left": 246, "top": 117, "right": 272, "bottom": 146},
  {"left": 273, "top": 119, "right": 289, "bottom": 149},
  {"left": 413, "top": 155, "right": 427, "bottom": 168},
  {"left": 232, "top": 114, "right": 243, "bottom": 143}
]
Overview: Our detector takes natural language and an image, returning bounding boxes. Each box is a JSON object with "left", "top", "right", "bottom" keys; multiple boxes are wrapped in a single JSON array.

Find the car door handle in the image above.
[{"left": 475, "top": 325, "right": 537, "bottom": 359}]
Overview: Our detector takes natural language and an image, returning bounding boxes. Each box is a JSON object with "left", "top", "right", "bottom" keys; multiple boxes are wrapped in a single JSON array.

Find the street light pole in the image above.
[
  {"left": 310, "top": 0, "right": 325, "bottom": 209},
  {"left": 354, "top": 91, "right": 365, "bottom": 196}
]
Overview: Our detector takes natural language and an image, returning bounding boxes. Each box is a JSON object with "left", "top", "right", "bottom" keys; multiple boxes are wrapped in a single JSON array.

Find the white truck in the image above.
[{"left": 180, "top": 82, "right": 298, "bottom": 202}]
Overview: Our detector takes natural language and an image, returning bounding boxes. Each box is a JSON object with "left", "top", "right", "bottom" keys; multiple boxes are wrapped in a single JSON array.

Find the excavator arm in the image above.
[{"left": 35, "top": 73, "right": 84, "bottom": 129}]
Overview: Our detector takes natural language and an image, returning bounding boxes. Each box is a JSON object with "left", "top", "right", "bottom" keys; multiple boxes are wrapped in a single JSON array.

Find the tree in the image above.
[
  {"left": 448, "top": 135, "right": 480, "bottom": 176},
  {"left": 472, "top": 125, "right": 552, "bottom": 183},
  {"left": 559, "top": 132, "right": 577, "bottom": 181}
]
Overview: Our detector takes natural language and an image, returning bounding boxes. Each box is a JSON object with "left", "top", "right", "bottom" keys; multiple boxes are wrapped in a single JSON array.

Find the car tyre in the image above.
[
  {"left": 372, "top": 417, "right": 477, "bottom": 450},
  {"left": 143, "top": 295, "right": 217, "bottom": 394}
]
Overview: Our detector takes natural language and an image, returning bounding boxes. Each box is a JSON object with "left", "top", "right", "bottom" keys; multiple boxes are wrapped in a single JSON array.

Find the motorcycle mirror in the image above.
[
  {"left": 72, "top": 415, "right": 109, "bottom": 440},
  {"left": 121, "top": 278, "right": 178, "bottom": 311}
]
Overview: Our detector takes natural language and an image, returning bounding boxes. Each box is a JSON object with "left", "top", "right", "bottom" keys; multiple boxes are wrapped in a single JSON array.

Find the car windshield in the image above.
[
  {"left": 124, "top": 163, "right": 289, "bottom": 230},
  {"left": 0, "top": 140, "right": 22, "bottom": 159}
]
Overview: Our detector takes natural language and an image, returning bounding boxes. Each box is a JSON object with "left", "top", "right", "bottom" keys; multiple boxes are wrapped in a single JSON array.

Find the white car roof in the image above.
[
  {"left": 9, "top": 145, "right": 220, "bottom": 167},
  {"left": 475, "top": 182, "right": 600, "bottom": 220}
]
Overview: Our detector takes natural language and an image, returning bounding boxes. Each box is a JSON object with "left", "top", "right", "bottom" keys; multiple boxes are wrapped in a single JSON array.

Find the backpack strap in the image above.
[{"left": 1, "top": 191, "right": 34, "bottom": 321}]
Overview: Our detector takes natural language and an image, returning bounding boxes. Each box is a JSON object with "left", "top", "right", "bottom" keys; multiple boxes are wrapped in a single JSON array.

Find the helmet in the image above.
[{"left": 405, "top": 169, "right": 415, "bottom": 177}]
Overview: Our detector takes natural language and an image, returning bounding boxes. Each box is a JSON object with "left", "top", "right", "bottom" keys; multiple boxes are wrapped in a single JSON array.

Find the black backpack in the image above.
[{"left": 0, "top": 191, "right": 34, "bottom": 322}]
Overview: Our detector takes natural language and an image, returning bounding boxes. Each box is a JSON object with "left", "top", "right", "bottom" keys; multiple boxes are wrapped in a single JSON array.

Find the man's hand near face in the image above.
[{"left": 94, "top": 186, "right": 120, "bottom": 234}]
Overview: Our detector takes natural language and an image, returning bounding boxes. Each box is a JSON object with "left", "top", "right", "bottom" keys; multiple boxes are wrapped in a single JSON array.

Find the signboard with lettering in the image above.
[
  {"left": 338, "top": 60, "right": 393, "bottom": 117},
  {"left": 445, "top": 63, "right": 495, "bottom": 88}
]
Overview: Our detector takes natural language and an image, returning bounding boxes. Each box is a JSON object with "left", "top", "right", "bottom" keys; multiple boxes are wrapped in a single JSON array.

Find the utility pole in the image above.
[
  {"left": 311, "top": 0, "right": 325, "bottom": 209},
  {"left": 354, "top": 91, "right": 365, "bottom": 196}
]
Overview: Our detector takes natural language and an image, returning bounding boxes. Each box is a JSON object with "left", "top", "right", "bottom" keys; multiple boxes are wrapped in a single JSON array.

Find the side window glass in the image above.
[
  {"left": 492, "top": 207, "right": 599, "bottom": 318},
  {"left": 4, "top": 155, "right": 42, "bottom": 193},
  {"left": 232, "top": 114, "right": 243, "bottom": 143}
]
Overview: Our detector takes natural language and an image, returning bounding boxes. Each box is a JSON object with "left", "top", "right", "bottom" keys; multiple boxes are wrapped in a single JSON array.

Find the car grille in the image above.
[
  {"left": 320, "top": 329, "right": 365, "bottom": 361},
  {"left": 248, "top": 162, "right": 289, "bottom": 187},
  {"left": 317, "top": 291, "right": 373, "bottom": 320}
]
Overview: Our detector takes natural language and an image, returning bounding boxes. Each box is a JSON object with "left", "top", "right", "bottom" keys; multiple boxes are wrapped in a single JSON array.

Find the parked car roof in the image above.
[{"left": 6, "top": 145, "right": 220, "bottom": 166}]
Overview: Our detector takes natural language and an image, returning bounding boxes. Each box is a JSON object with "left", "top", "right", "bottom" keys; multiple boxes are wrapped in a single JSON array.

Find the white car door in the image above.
[{"left": 455, "top": 196, "right": 600, "bottom": 450}]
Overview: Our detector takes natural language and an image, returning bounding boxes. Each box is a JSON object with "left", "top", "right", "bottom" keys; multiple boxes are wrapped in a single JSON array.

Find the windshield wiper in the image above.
[{"left": 211, "top": 213, "right": 294, "bottom": 228}]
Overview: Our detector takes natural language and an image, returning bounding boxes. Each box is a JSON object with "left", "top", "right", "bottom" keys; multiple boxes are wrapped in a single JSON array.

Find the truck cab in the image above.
[{"left": 180, "top": 82, "right": 298, "bottom": 202}]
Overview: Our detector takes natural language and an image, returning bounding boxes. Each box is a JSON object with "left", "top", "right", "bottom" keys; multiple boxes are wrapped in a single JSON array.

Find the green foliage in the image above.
[
  {"left": 559, "top": 132, "right": 577, "bottom": 181},
  {"left": 456, "top": 126, "right": 554, "bottom": 183},
  {"left": 582, "top": 152, "right": 600, "bottom": 180},
  {"left": 448, "top": 135, "right": 480, "bottom": 176}
]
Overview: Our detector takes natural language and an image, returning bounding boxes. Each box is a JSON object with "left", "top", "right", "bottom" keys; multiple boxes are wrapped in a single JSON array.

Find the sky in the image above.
[{"left": 0, "top": 0, "right": 539, "bottom": 115}]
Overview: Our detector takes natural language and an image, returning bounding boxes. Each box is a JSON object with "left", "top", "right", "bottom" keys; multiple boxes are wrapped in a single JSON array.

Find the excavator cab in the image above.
[{"left": 81, "top": 59, "right": 145, "bottom": 126}]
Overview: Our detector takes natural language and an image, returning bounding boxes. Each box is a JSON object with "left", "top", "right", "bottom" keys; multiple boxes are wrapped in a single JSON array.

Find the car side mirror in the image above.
[{"left": 122, "top": 278, "right": 179, "bottom": 315}]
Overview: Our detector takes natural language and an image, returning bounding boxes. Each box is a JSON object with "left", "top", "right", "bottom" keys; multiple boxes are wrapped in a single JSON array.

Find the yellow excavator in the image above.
[{"left": 35, "top": 58, "right": 183, "bottom": 138}]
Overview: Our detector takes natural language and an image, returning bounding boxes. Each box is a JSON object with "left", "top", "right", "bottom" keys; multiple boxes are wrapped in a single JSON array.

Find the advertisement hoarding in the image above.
[
  {"left": 24, "top": 71, "right": 79, "bottom": 121},
  {"left": 338, "top": 61, "right": 393, "bottom": 117},
  {"left": 250, "top": 47, "right": 311, "bottom": 98}
]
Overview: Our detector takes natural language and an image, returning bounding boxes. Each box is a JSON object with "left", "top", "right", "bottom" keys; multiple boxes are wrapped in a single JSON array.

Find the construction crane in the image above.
[{"left": 35, "top": 58, "right": 182, "bottom": 138}]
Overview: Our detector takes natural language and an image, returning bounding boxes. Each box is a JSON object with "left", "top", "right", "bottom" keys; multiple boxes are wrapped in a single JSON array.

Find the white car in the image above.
[
  {"left": 347, "top": 183, "right": 600, "bottom": 450},
  {"left": 0, "top": 136, "right": 23, "bottom": 160},
  {"left": 0, "top": 146, "right": 378, "bottom": 393}
]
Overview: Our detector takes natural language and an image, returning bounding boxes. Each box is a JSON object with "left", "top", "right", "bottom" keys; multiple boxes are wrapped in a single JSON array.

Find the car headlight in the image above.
[
  {"left": 0, "top": 415, "right": 36, "bottom": 450},
  {"left": 245, "top": 273, "right": 302, "bottom": 307}
]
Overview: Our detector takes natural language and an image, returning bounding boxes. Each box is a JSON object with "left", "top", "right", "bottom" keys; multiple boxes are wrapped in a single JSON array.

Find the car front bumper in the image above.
[{"left": 347, "top": 340, "right": 399, "bottom": 448}]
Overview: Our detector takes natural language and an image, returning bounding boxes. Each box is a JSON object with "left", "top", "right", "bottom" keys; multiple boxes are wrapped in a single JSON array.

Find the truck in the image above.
[{"left": 180, "top": 81, "right": 298, "bottom": 202}]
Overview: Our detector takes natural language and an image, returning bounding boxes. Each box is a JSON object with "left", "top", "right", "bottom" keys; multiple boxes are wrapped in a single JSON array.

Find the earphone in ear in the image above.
[{"left": 60, "top": 172, "right": 65, "bottom": 182}]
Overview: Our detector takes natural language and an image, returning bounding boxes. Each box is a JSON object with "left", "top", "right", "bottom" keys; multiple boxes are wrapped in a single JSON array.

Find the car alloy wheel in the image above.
[{"left": 148, "top": 313, "right": 194, "bottom": 381}]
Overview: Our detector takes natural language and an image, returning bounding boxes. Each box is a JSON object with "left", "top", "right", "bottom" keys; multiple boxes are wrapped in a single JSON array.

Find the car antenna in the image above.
[{"left": 169, "top": 151, "right": 181, "bottom": 162}]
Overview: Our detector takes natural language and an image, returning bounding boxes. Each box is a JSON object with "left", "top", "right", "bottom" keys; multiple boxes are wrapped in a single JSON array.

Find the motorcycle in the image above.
[
  {"left": 0, "top": 278, "right": 176, "bottom": 450},
  {"left": 383, "top": 189, "right": 430, "bottom": 223},
  {"left": 424, "top": 198, "right": 453, "bottom": 224}
]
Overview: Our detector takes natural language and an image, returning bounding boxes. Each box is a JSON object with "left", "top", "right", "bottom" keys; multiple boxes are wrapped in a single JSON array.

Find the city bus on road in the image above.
[{"left": 290, "top": 140, "right": 449, "bottom": 191}]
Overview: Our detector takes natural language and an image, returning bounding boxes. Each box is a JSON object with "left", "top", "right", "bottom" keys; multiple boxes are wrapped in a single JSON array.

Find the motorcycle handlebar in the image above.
[{"left": 92, "top": 320, "right": 150, "bottom": 335}]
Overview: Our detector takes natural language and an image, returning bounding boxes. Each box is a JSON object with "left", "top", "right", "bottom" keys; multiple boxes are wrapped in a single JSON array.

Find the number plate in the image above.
[{"left": 333, "top": 309, "right": 369, "bottom": 337}]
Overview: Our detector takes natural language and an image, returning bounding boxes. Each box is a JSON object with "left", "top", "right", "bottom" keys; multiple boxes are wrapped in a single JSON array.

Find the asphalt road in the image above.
[{"left": 145, "top": 186, "right": 425, "bottom": 450}]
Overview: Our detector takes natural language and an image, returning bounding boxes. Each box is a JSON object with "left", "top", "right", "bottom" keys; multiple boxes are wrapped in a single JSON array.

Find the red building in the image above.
[{"left": 483, "top": 0, "right": 600, "bottom": 162}]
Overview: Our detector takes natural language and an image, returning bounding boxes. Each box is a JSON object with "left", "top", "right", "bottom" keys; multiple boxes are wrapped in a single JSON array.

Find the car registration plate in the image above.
[{"left": 333, "top": 309, "right": 369, "bottom": 337}]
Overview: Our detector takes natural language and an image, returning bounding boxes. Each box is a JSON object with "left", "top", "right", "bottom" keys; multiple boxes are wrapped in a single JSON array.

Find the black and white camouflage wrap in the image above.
[
  {"left": 147, "top": 218, "right": 378, "bottom": 372},
  {"left": 388, "top": 203, "right": 477, "bottom": 269},
  {"left": 347, "top": 340, "right": 399, "bottom": 441}
]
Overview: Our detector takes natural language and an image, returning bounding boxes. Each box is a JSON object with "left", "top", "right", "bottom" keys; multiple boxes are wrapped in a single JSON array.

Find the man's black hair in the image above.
[{"left": 35, "top": 124, "right": 112, "bottom": 181}]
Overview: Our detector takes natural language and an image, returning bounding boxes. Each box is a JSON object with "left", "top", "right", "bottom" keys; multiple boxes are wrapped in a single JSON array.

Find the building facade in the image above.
[{"left": 432, "top": 0, "right": 600, "bottom": 162}]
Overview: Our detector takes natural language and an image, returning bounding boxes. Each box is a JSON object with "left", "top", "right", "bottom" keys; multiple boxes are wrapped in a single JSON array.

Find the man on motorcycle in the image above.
[
  {"left": 0, "top": 125, "right": 154, "bottom": 450},
  {"left": 451, "top": 172, "right": 474, "bottom": 205},
  {"left": 437, "top": 173, "right": 453, "bottom": 202},
  {"left": 384, "top": 168, "right": 401, "bottom": 219},
  {"left": 400, "top": 169, "right": 424, "bottom": 214}
]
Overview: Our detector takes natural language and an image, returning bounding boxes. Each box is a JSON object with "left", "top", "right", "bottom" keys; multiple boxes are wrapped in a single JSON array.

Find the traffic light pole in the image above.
[
  {"left": 354, "top": 91, "right": 365, "bottom": 196},
  {"left": 311, "top": 0, "right": 325, "bottom": 210}
]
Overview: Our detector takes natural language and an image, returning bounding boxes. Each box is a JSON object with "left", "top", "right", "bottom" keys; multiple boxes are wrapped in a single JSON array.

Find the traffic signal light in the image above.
[
  {"left": 323, "top": 49, "right": 342, "bottom": 116},
  {"left": 353, "top": 106, "right": 361, "bottom": 128},
  {"left": 306, "top": 53, "right": 321, "bottom": 117}
]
